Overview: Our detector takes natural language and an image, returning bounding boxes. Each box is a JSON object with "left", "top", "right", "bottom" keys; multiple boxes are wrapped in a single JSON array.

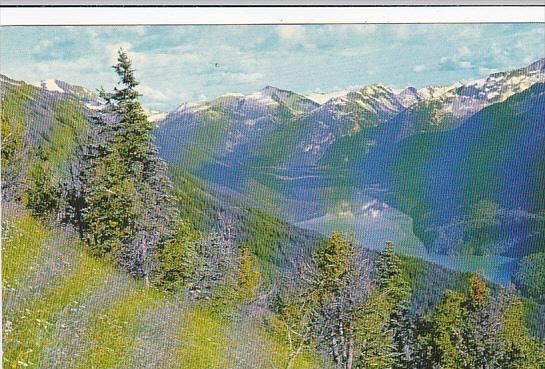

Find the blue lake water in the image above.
[{"left": 297, "top": 205, "right": 517, "bottom": 286}]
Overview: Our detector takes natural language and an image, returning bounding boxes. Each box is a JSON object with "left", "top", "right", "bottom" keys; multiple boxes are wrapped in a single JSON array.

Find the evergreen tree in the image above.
[
  {"left": 414, "top": 273, "right": 545, "bottom": 369},
  {"left": 311, "top": 233, "right": 373, "bottom": 369},
  {"left": 498, "top": 291, "right": 545, "bottom": 369},
  {"left": 376, "top": 241, "right": 413, "bottom": 368},
  {"left": 153, "top": 220, "right": 201, "bottom": 291},
  {"left": 276, "top": 233, "right": 375, "bottom": 369},
  {"left": 461, "top": 273, "right": 504, "bottom": 368},
  {"left": 419, "top": 290, "right": 467, "bottom": 369},
  {"left": 77, "top": 49, "right": 178, "bottom": 283}
]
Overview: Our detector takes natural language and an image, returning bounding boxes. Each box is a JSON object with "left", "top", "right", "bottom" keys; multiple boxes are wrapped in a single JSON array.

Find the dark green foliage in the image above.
[
  {"left": 398, "top": 254, "right": 472, "bottom": 315},
  {"left": 1, "top": 114, "right": 25, "bottom": 199},
  {"left": 413, "top": 273, "right": 545, "bottom": 369},
  {"left": 240, "top": 208, "right": 320, "bottom": 276},
  {"left": 169, "top": 167, "right": 323, "bottom": 279},
  {"left": 513, "top": 252, "right": 545, "bottom": 304},
  {"left": 74, "top": 49, "right": 178, "bottom": 282},
  {"left": 1, "top": 114, "right": 22, "bottom": 166},
  {"left": 376, "top": 242, "right": 413, "bottom": 369},
  {"left": 499, "top": 298, "right": 545, "bottom": 369},
  {"left": 274, "top": 236, "right": 417, "bottom": 369},
  {"left": 377, "top": 241, "right": 411, "bottom": 301},
  {"left": 25, "top": 161, "right": 60, "bottom": 217},
  {"left": 154, "top": 221, "right": 201, "bottom": 291},
  {"left": 82, "top": 149, "right": 137, "bottom": 257},
  {"left": 274, "top": 233, "right": 374, "bottom": 369}
]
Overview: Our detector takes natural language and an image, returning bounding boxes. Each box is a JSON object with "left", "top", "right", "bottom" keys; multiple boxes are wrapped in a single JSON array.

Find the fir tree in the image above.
[
  {"left": 77, "top": 49, "right": 178, "bottom": 283},
  {"left": 277, "top": 233, "right": 375, "bottom": 369},
  {"left": 376, "top": 241, "right": 413, "bottom": 368},
  {"left": 498, "top": 289, "right": 545, "bottom": 369},
  {"left": 414, "top": 273, "right": 545, "bottom": 369}
]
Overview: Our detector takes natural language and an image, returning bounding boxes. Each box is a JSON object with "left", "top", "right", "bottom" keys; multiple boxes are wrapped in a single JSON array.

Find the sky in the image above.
[{"left": 1, "top": 24, "right": 544, "bottom": 111}]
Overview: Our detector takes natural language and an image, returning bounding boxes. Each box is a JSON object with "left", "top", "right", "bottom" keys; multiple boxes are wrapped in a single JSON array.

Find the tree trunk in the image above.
[
  {"left": 142, "top": 240, "right": 149, "bottom": 287},
  {"left": 347, "top": 336, "right": 354, "bottom": 369},
  {"left": 332, "top": 336, "right": 341, "bottom": 368},
  {"left": 286, "top": 342, "right": 304, "bottom": 369}
]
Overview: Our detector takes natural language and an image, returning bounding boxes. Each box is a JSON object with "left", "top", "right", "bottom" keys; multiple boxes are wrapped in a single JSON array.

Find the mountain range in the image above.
[
  {"left": 2, "top": 58, "right": 544, "bottom": 294},
  {"left": 152, "top": 58, "right": 545, "bottom": 289}
]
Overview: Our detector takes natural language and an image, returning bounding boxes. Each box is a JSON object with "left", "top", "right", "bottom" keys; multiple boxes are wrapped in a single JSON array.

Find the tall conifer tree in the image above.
[
  {"left": 79, "top": 49, "right": 177, "bottom": 283},
  {"left": 376, "top": 241, "right": 413, "bottom": 368}
]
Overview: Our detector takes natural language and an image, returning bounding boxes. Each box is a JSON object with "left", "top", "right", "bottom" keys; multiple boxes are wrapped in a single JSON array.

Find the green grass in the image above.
[
  {"left": 2, "top": 211, "right": 50, "bottom": 288},
  {"left": 172, "top": 305, "right": 233, "bottom": 368},
  {"left": 172, "top": 304, "right": 325, "bottom": 369},
  {"left": 2, "top": 211, "right": 113, "bottom": 368},
  {"left": 43, "top": 98, "right": 89, "bottom": 174},
  {"left": 73, "top": 287, "right": 163, "bottom": 369},
  {"left": 2, "top": 209, "right": 326, "bottom": 368}
]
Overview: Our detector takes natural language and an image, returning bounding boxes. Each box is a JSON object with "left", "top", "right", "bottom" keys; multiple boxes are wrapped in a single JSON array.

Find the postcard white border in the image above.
[{"left": 1, "top": 6, "right": 544, "bottom": 26}]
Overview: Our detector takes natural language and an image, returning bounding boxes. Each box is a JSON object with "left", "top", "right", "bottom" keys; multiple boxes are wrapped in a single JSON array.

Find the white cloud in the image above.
[
  {"left": 277, "top": 25, "right": 305, "bottom": 42},
  {"left": 35, "top": 57, "right": 102, "bottom": 75},
  {"left": 276, "top": 25, "right": 316, "bottom": 49},
  {"left": 458, "top": 45, "right": 471, "bottom": 56},
  {"left": 32, "top": 38, "right": 52, "bottom": 53},
  {"left": 132, "top": 52, "right": 201, "bottom": 68},
  {"left": 439, "top": 56, "right": 474, "bottom": 71},
  {"left": 413, "top": 64, "right": 427, "bottom": 73},
  {"left": 220, "top": 71, "right": 264, "bottom": 84},
  {"left": 138, "top": 84, "right": 176, "bottom": 102}
]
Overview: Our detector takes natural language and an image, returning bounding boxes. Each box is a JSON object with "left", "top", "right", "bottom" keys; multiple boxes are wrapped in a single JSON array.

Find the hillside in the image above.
[{"left": 2, "top": 205, "right": 326, "bottom": 368}]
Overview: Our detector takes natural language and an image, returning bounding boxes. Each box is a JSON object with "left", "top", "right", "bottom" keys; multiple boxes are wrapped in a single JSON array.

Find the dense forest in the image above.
[{"left": 2, "top": 50, "right": 544, "bottom": 368}]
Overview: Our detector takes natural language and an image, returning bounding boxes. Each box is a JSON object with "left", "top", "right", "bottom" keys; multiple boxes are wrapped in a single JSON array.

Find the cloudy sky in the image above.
[{"left": 1, "top": 24, "right": 544, "bottom": 111}]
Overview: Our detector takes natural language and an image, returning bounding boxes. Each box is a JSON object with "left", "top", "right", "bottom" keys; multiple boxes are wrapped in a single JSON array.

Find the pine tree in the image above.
[
  {"left": 77, "top": 49, "right": 178, "bottom": 283},
  {"left": 498, "top": 291, "right": 545, "bottom": 369},
  {"left": 274, "top": 233, "right": 375, "bottom": 369},
  {"left": 423, "top": 290, "right": 467, "bottom": 369},
  {"left": 461, "top": 273, "right": 504, "bottom": 368},
  {"left": 414, "top": 274, "right": 545, "bottom": 369},
  {"left": 153, "top": 220, "right": 201, "bottom": 291},
  {"left": 376, "top": 241, "right": 413, "bottom": 368}
]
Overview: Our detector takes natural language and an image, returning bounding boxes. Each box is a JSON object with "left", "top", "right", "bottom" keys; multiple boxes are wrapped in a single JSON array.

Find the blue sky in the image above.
[{"left": 1, "top": 24, "right": 544, "bottom": 111}]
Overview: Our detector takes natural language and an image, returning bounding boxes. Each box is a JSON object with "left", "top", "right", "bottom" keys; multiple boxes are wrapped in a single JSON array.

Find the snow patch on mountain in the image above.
[
  {"left": 34, "top": 79, "right": 65, "bottom": 93},
  {"left": 306, "top": 90, "right": 351, "bottom": 104},
  {"left": 0, "top": 74, "right": 24, "bottom": 87},
  {"left": 246, "top": 91, "right": 278, "bottom": 107}
]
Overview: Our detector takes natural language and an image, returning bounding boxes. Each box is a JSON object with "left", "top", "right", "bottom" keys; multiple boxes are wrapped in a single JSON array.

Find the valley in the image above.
[{"left": 2, "top": 53, "right": 544, "bottom": 368}]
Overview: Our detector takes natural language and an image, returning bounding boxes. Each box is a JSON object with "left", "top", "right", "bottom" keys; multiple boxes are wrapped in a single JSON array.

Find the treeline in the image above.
[{"left": 273, "top": 234, "right": 545, "bottom": 369}]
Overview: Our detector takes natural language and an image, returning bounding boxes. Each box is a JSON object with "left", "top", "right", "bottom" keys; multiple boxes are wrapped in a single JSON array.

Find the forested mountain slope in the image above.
[{"left": 2, "top": 52, "right": 544, "bottom": 368}]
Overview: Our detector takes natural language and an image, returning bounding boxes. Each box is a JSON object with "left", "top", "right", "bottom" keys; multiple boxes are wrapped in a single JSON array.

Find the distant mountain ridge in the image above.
[{"left": 155, "top": 59, "right": 545, "bottom": 169}]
